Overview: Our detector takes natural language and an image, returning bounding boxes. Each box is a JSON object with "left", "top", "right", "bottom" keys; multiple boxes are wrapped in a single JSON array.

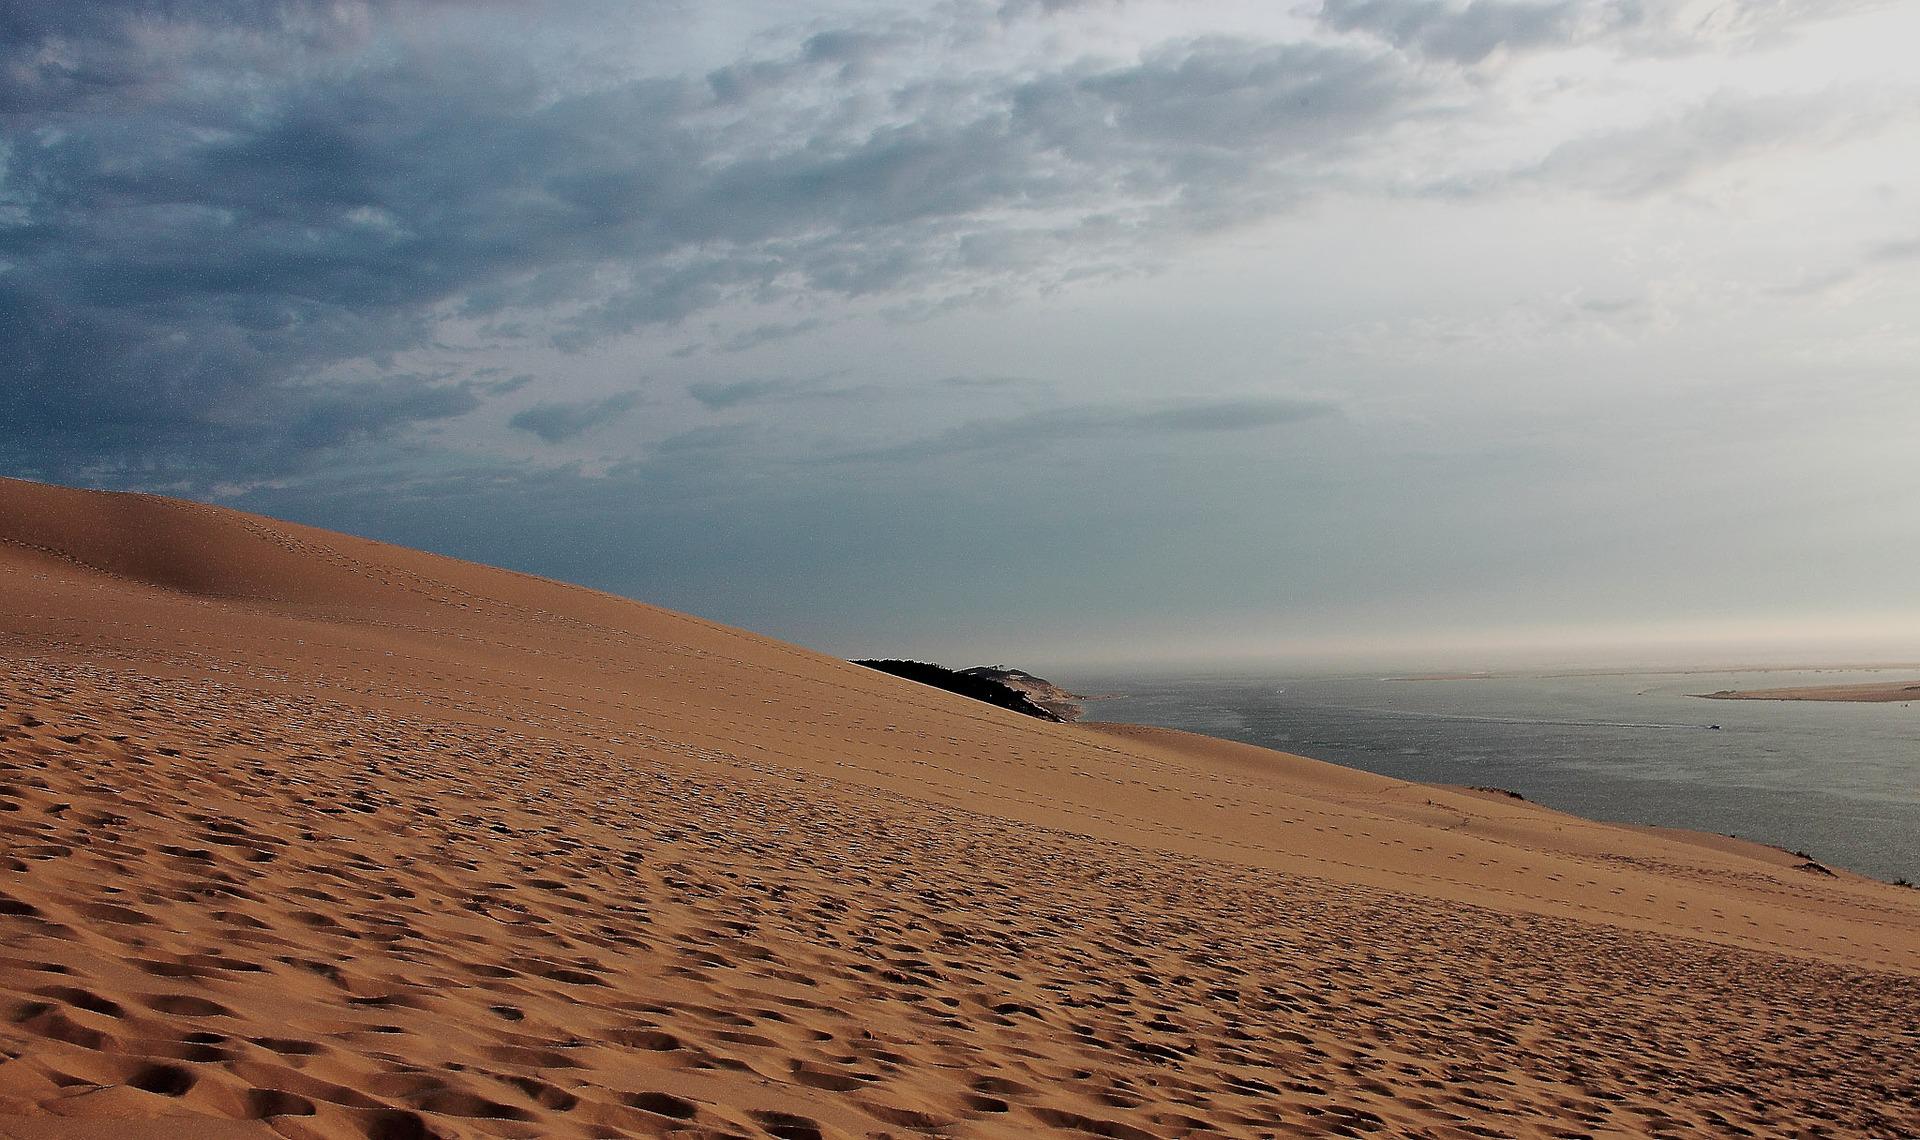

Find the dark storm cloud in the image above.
[
  {"left": 1, "top": 4, "right": 1425, "bottom": 483},
  {"left": 508, "top": 393, "right": 642, "bottom": 444},
  {"left": 830, "top": 396, "right": 1336, "bottom": 463}
]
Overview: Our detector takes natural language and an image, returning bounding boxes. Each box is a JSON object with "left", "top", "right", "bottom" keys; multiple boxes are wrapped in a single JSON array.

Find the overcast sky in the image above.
[{"left": 5, "top": 0, "right": 1919, "bottom": 669}]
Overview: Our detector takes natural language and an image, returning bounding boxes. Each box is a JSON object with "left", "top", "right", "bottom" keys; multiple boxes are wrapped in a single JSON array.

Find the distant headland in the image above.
[{"left": 852, "top": 660, "right": 1088, "bottom": 721}]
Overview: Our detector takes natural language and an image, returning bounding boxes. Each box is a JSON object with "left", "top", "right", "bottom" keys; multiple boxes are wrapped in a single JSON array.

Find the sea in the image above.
[{"left": 1066, "top": 667, "right": 1920, "bottom": 883}]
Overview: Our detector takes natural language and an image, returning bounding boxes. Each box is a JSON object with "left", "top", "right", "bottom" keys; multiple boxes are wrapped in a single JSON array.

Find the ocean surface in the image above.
[{"left": 1067, "top": 668, "right": 1920, "bottom": 883}]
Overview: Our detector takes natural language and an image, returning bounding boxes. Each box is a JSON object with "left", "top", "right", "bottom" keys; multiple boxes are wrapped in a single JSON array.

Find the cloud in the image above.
[
  {"left": 15, "top": 1, "right": 1883, "bottom": 490},
  {"left": 687, "top": 376, "right": 866, "bottom": 410},
  {"left": 997, "top": 0, "right": 1125, "bottom": 20},
  {"left": 688, "top": 379, "right": 795, "bottom": 410},
  {"left": 1318, "top": 0, "right": 1606, "bottom": 63},
  {"left": 717, "top": 317, "right": 829, "bottom": 352},
  {"left": 1517, "top": 91, "right": 1883, "bottom": 198},
  {"left": 1646, "top": 0, "right": 1892, "bottom": 52},
  {"left": 831, "top": 396, "right": 1336, "bottom": 463},
  {"left": 937, "top": 374, "right": 1048, "bottom": 389},
  {"left": 1768, "top": 234, "right": 1920, "bottom": 298},
  {"left": 276, "top": 376, "right": 485, "bottom": 450},
  {"left": 1317, "top": 0, "right": 1887, "bottom": 62},
  {"left": 0, "top": 4, "right": 1430, "bottom": 484},
  {"left": 476, "top": 373, "right": 535, "bottom": 396},
  {"left": 508, "top": 393, "right": 642, "bottom": 444},
  {"left": 1020, "top": 38, "right": 1423, "bottom": 177},
  {"left": 1763, "top": 268, "right": 1855, "bottom": 299},
  {"left": 1870, "top": 237, "right": 1920, "bottom": 263},
  {"left": 0, "top": 1, "right": 395, "bottom": 114}
]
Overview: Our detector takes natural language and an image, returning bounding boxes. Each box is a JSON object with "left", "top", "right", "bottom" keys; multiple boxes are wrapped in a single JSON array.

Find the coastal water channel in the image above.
[{"left": 1068, "top": 668, "right": 1920, "bottom": 883}]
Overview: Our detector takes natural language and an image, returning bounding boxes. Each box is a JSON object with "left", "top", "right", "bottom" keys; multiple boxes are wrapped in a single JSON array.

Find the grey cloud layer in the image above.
[
  {"left": 0, "top": 0, "right": 389, "bottom": 113},
  {"left": 6, "top": 1, "right": 1910, "bottom": 664},
  {"left": 0, "top": 0, "right": 1891, "bottom": 487},
  {"left": 1521, "top": 90, "right": 1891, "bottom": 198},
  {"left": 1, "top": 5, "right": 1421, "bottom": 480},
  {"left": 830, "top": 397, "right": 1336, "bottom": 463},
  {"left": 1317, "top": 0, "right": 1879, "bottom": 61},
  {"left": 508, "top": 393, "right": 642, "bottom": 444},
  {"left": 1318, "top": 0, "right": 1606, "bottom": 63}
]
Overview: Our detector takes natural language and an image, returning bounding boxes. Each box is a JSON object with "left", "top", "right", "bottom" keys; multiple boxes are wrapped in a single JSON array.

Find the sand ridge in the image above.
[{"left": 1, "top": 477, "right": 1917, "bottom": 1138}]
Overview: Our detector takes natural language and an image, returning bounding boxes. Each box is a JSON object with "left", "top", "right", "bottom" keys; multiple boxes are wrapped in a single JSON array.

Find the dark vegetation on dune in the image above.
[
  {"left": 853, "top": 659, "right": 1065, "bottom": 722},
  {"left": 960, "top": 665, "right": 1088, "bottom": 720}
]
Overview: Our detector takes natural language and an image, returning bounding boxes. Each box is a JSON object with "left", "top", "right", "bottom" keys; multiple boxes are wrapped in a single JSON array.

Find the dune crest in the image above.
[{"left": 1, "top": 476, "right": 1915, "bottom": 1138}]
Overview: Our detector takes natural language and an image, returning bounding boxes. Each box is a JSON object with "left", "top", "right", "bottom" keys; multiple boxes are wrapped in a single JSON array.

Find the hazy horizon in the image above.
[
  {"left": 1020, "top": 624, "right": 1920, "bottom": 680},
  {"left": 6, "top": 1, "right": 1917, "bottom": 668}
]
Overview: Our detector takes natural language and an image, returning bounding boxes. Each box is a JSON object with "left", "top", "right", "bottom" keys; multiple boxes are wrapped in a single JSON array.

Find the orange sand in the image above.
[{"left": 0, "top": 476, "right": 1915, "bottom": 1139}]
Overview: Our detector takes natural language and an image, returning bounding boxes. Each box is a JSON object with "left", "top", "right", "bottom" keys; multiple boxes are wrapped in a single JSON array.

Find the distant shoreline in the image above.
[
  {"left": 1695, "top": 681, "right": 1920, "bottom": 703},
  {"left": 1391, "top": 661, "right": 1920, "bottom": 682}
]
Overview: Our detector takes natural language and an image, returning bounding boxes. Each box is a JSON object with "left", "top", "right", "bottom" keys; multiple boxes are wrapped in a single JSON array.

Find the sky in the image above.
[{"left": 4, "top": 0, "right": 1919, "bottom": 671}]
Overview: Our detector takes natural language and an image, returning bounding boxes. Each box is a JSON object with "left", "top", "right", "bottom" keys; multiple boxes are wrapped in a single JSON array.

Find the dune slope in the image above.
[{"left": 0, "top": 477, "right": 1915, "bottom": 1139}]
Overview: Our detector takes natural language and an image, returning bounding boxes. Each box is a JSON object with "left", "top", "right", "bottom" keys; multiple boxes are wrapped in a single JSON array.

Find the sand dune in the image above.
[{"left": 1, "top": 476, "right": 1915, "bottom": 1139}]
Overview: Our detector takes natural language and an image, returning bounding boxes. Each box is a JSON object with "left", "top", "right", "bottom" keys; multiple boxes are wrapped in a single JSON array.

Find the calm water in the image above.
[{"left": 1067, "top": 668, "right": 1920, "bottom": 882}]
